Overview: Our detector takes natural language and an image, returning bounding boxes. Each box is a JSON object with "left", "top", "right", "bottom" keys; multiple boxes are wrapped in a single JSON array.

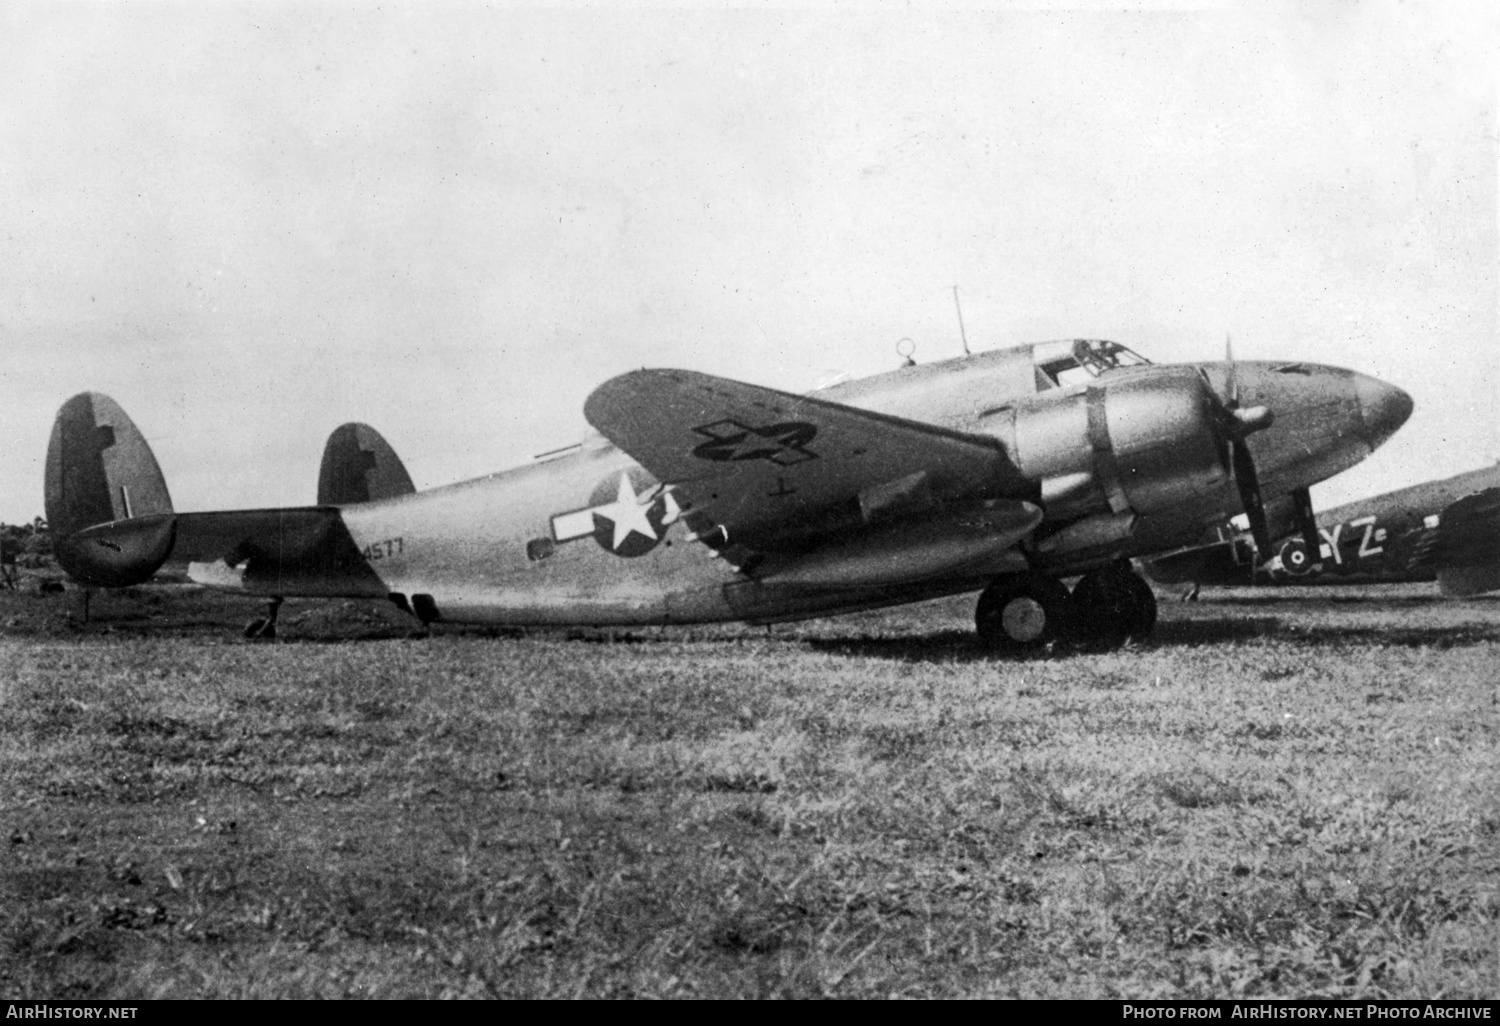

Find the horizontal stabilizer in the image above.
[
  {"left": 55, "top": 513, "right": 177, "bottom": 588},
  {"left": 69, "top": 508, "right": 387, "bottom": 596}
]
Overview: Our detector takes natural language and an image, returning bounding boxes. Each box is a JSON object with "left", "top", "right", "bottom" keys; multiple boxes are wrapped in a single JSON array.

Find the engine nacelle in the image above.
[{"left": 1000, "top": 367, "right": 1229, "bottom": 519}]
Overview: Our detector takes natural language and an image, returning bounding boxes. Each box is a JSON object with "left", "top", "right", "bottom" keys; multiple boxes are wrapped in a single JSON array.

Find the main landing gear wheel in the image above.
[
  {"left": 1071, "top": 563, "right": 1157, "bottom": 646},
  {"left": 975, "top": 574, "right": 1072, "bottom": 655}
]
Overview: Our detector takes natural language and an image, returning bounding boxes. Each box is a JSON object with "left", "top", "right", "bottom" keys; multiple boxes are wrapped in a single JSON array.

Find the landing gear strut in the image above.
[
  {"left": 975, "top": 573, "right": 1072, "bottom": 655},
  {"left": 244, "top": 596, "right": 283, "bottom": 641}
]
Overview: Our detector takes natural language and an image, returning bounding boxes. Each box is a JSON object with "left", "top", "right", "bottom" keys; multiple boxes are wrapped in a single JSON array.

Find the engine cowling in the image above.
[{"left": 1005, "top": 367, "right": 1229, "bottom": 519}]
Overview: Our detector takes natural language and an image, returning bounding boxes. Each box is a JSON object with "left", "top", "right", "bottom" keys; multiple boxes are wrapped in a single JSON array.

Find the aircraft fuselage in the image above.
[{"left": 215, "top": 347, "right": 1405, "bottom": 626}]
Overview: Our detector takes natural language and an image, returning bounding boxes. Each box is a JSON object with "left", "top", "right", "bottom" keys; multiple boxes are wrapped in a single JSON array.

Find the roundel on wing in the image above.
[{"left": 586, "top": 467, "right": 670, "bottom": 558}]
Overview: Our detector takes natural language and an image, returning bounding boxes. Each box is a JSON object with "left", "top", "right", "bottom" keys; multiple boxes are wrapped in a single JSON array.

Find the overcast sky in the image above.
[{"left": 1, "top": 1, "right": 1494, "bottom": 524}]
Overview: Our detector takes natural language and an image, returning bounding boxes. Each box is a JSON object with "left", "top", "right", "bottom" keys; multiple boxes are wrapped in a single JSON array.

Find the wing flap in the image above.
[{"left": 584, "top": 369, "right": 1033, "bottom": 551}]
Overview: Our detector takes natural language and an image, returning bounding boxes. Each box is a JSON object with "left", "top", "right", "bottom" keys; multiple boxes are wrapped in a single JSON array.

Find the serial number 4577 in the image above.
[{"left": 361, "top": 537, "right": 404, "bottom": 560}]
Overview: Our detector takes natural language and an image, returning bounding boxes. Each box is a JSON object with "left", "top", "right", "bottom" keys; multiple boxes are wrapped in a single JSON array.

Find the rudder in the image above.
[
  {"left": 46, "top": 393, "right": 173, "bottom": 536},
  {"left": 45, "top": 393, "right": 176, "bottom": 586}
]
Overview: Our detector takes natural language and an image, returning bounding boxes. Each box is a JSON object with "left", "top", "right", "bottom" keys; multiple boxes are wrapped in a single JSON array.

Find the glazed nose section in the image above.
[{"left": 1354, "top": 374, "right": 1413, "bottom": 450}]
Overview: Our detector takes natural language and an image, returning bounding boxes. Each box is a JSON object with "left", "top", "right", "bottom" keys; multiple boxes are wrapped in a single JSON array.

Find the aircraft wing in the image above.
[
  {"left": 584, "top": 369, "right": 1036, "bottom": 557},
  {"left": 1411, "top": 487, "right": 1500, "bottom": 596}
]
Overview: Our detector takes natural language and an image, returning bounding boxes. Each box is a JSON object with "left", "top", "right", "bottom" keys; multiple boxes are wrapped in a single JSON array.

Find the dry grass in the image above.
[{"left": 1, "top": 583, "right": 1497, "bottom": 998}]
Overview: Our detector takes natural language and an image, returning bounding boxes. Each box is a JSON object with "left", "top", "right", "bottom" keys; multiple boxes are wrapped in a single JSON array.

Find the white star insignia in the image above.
[{"left": 594, "top": 473, "right": 659, "bottom": 550}]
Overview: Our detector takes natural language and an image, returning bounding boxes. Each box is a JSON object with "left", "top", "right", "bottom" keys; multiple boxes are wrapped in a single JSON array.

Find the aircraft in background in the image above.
[
  {"left": 1145, "top": 464, "right": 1500, "bottom": 599},
  {"left": 45, "top": 338, "right": 1411, "bottom": 652}
]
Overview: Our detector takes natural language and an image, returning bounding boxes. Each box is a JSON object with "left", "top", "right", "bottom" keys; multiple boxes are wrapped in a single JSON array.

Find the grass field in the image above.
[{"left": 2, "top": 582, "right": 1497, "bottom": 998}]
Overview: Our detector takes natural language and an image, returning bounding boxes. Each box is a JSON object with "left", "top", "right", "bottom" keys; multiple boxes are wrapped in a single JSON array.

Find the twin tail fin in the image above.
[
  {"left": 44, "top": 395, "right": 415, "bottom": 588},
  {"left": 317, "top": 423, "right": 415, "bottom": 505},
  {"left": 45, "top": 393, "right": 176, "bottom": 586}
]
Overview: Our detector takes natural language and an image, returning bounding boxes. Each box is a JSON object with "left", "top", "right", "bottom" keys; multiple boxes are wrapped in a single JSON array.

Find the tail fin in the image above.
[
  {"left": 45, "top": 393, "right": 176, "bottom": 586},
  {"left": 46, "top": 393, "right": 173, "bottom": 536},
  {"left": 317, "top": 423, "right": 415, "bottom": 505}
]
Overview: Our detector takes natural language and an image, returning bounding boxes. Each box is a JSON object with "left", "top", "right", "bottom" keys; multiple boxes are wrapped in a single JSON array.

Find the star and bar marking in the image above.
[
  {"left": 691, "top": 419, "right": 818, "bottom": 466},
  {"left": 551, "top": 472, "right": 683, "bottom": 558}
]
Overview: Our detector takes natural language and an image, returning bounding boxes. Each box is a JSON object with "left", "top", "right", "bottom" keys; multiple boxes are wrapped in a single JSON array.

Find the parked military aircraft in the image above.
[
  {"left": 1145, "top": 463, "right": 1500, "bottom": 598},
  {"left": 45, "top": 339, "right": 1411, "bottom": 651}
]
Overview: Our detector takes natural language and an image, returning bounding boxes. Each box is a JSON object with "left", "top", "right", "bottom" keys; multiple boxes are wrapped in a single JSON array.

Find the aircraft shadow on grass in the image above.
[
  {"left": 802, "top": 614, "right": 1500, "bottom": 661},
  {"left": 802, "top": 619, "right": 1283, "bottom": 662},
  {"left": 1175, "top": 592, "right": 1468, "bottom": 608}
]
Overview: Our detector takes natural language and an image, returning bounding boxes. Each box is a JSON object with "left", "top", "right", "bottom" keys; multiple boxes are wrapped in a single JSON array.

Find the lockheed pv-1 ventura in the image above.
[{"left": 46, "top": 338, "right": 1411, "bottom": 652}]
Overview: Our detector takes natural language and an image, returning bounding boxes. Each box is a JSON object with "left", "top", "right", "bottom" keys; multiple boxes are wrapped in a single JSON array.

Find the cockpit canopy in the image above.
[{"left": 1032, "top": 339, "right": 1151, "bottom": 390}]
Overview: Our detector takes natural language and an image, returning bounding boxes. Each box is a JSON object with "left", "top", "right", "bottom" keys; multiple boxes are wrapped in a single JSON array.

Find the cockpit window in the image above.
[{"left": 1033, "top": 339, "right": 1152, "bottom": 389}]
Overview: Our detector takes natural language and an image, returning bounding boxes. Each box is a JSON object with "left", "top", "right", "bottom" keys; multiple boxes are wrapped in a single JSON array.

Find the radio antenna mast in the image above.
[{"left": 951, "top": 285, "right": 970, "bottom": 357}]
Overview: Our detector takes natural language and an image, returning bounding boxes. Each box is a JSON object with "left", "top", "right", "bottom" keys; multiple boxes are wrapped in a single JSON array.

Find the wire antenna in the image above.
[{"left": 951, "top": 286, "right": 970, "bottom": 357}]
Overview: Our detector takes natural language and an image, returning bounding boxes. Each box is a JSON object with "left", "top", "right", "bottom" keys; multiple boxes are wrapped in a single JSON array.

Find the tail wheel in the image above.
[
  {"left": 1072, "top": 563, "right": 1158, "bottom": 645},
  {"left": 975, "top": 574, "right": 1072, "bottom": 655}
]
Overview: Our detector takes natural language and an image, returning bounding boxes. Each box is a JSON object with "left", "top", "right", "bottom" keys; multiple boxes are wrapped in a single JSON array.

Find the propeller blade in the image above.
[
  {"left": 1290, "top": 486, "right": 1321, "bottom": 565},
  {"left": 1198, "top": 359, "right": 1275, "bottom": 555},
  {"left": 1225, "top": 333, "right": 1238, "bottom": 408},
  {"left": 1231, "top": 437, "right": 1272, "bottom": 554}
]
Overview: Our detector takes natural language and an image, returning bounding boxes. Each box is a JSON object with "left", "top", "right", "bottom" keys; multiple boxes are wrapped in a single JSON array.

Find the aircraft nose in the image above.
[{"left": 1354, "top": 374, "right": 1413, "bottom": 449}]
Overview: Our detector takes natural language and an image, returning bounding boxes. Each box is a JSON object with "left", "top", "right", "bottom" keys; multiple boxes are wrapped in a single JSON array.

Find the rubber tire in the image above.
[
  {"left": 975, "top": 574, "right": 1072, "bottom": 655},
  {"left": 1071, "top": 564, "right": 1158, "bottom": 646}
]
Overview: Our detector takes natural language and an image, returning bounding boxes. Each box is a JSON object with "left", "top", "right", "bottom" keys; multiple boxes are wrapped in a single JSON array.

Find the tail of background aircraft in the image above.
[
  {"left": 1425, "top": 488, "right": 1500, "bottom": 597},
  {"left": 317, "top": 423, "right": 415, "bottom": 505}
]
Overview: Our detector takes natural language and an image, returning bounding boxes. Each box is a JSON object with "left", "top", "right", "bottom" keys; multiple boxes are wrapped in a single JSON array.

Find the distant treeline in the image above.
[{"left": 2, "top": 519, "right": 52, "bottom": 569}]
